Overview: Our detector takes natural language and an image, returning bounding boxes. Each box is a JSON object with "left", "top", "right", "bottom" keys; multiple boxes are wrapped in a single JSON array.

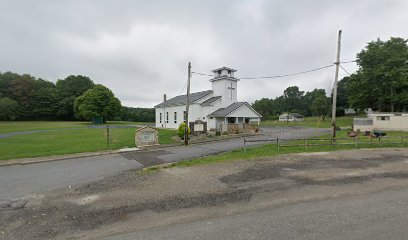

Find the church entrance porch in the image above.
[{"left": 215, "top": 117, "right": 260, "bottom": 133}]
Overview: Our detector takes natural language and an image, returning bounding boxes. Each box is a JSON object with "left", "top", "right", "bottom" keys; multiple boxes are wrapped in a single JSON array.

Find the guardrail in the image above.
[{"left": 243, "top": 136, "right": 408, "bottom": 152}]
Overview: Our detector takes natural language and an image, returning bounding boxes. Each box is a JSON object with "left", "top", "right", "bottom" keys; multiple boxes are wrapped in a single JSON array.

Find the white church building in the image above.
[{"left": 155, "top": 67, "right": 261, "bottom": 132}]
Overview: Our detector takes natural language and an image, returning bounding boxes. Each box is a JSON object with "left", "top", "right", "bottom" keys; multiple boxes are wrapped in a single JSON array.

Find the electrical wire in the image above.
[
  {"left": 192, "top": 64, "right": 335, "bottom": 80},
  {"left": 178, "top": 79, "right": 188, "bottom": 96},
  {"left": 339, "top": 60, "right": 357, "bottom": 64},
  {"left": 339, "top": 64, "right": 352, "bottom": 76},
  {"left": 191, "top": 71, "right": 214, "bottom": 77},
  {"left": 238, "top": 64, "right": 334, "bottom": 79}
]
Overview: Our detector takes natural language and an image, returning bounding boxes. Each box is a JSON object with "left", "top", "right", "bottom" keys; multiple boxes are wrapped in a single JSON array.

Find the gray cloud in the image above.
[{"left": 1, "top": 0, "right": 407, "bottom": 107}]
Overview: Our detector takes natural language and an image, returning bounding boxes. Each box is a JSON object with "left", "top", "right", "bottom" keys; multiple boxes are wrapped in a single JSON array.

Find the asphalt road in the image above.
[
  {"left": 106, "top": 187, "right": 408, "bottom": 240},
  {"left": 2, "top": 148, "right": 408, "bottom": 239},
  {"left": 0, "top": 126, "right": 328, "bottom": 201}
]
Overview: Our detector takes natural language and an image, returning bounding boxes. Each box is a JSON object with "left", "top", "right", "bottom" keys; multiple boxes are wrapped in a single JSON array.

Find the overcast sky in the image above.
[{"left": 1, "top": 0, "right": 407, "bottom": 107}]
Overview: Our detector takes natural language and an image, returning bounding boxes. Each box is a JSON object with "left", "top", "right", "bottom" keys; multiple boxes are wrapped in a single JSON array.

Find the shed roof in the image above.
[{"left": 155, "top": 90, "right": 212, "bottom": 108}]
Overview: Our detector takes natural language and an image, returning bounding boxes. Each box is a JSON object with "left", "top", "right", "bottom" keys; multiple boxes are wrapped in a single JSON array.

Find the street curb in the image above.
[
  {"left": 0, "top": 150, "right": 120, "bottom": 167},
  {"left": 0, "top": 133, "right": 260, "bottom": 167}
]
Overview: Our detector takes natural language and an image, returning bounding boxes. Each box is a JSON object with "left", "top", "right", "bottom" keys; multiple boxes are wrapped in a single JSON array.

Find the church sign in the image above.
[
  {"left": 135, "top": 126, "right": 159, "bottom": 147},
  {"left": 189, "top": 120, "right": 207, "bottom": 134}
]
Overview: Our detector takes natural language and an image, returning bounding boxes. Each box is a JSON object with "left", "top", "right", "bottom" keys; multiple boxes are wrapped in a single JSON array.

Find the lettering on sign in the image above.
[
  {"left": 141, "top": 131, "right": 155, "bottom": 142},
  {"left": 194, "top": 124, "right": 204, "bottom": 132}
]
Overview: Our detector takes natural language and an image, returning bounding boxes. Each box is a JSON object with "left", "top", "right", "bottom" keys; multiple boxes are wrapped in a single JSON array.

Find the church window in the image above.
[
  {"left": 159, "top": 113, "right": 162, "bottom": 123},
  {"left": 174, "top": 112, "right": 177, "bottom": 123},
  {"left": 183, "top": 111, "right": 186, "bottom": 122},
  {"left": 166, "top": 112, "right": 169, "bottom": 123}
]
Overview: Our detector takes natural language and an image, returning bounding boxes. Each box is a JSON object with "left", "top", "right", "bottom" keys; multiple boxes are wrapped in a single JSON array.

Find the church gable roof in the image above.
[
  {"left": 208, "top": 102, "right": 245, "bottom": 117},
  {"left": 201, "top": 96, "right": 222, "bottom": 106},
  {"left": 155, "top": 90, "right": 212, "bottom": 108},
  {"left": 209, "top": 102, "right": 262, "bottom": 117}
]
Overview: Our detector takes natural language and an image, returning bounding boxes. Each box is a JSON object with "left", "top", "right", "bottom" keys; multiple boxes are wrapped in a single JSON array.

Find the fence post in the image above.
[
  {"left": 277, "top": 137, "right": 280, "bottom": 151},
  {"left": 244, "top": 139, "right": 246, "bottom": 153},
  {"left": 331, "top": 137, "right": 334, "bottom": 148},
  {"left": 106, "top": 125, "right": 110, "bottom": 150}
]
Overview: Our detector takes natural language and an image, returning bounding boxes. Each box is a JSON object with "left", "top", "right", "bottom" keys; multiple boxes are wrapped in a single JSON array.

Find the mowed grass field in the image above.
[
  {"left": 0, "top": 121, "right": 177, "bottom": 160},
  {"left": 260, "top": 115, "right": 358, "bottom": 128}
]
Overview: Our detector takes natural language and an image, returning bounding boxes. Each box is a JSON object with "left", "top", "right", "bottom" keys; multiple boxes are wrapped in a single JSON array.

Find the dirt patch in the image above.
[{"left": 120, "top": 150, "right": 171, "bottom": 167}]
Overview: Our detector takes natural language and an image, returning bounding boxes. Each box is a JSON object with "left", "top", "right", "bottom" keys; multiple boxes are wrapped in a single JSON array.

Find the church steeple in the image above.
[
  {"left": 211, "top": 66, "right": 237, "bottom": 78},
  {"left": 210, "top": 66, "right": 239, "bottom": 107}
]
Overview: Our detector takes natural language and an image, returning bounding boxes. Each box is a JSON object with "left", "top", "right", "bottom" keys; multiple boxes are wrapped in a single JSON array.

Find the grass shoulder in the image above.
[{"left": 145, "top": 130, "right": 408, "bottom": 172}]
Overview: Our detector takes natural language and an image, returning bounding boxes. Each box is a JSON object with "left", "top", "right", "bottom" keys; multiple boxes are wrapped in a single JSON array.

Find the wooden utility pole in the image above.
[
  {"left": 331, "top": 30, "right": 342, "bottom": 140},
  {"left": 184, "top": 62, "right": 191, "bottom": 145}
]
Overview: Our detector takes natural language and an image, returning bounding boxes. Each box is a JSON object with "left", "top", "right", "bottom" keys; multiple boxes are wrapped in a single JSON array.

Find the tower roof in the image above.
[{"left": 211, "top": 66, "right": 237, "bottom": 73}]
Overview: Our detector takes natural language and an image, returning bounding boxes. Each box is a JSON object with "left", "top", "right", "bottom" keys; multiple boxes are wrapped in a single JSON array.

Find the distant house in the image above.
[
  {"left": 353, "top": 113, "right": 408, "bottom": 132},
  {"left": 278, "top": 113, "right": 305, "bottom": 122},
  {"left": 154, "top": 66, "right": 262, "bottom": 132},
  {"left": 345, "top": 108, "right": 357, "bottom": 115}
]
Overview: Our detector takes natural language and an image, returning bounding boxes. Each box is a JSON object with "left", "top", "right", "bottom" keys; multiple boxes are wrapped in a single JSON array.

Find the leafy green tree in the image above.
[
  {"left": 56, "top": 75, "right": 95, "bottom": 120},
  {"left": 304, "top": 89, "right": 330, "bottom": 116},
  {"left": 118, "top": 107, "right": 155, "bottom": 122},
  {"left": 31, "top": 79, "right": 59, "bottom": 120},
  {"left": 0, "top": 71, "right": 20, "bottom": 98},
  {"left": 283, "top": 86, "right": 305, "bottom": 114},
  {"left": 0, "top": 97, "right": 19, "bottom": 120},
  {"left": 74, "top": 84, "right": 121, "bottom": 121},
  {"left": 336, "top": 77, "right": 350, "bottom": 109},
  {"left": 8, "top": 74, "right": 37, "bottom": 119},
  {"left": 347, "top": 37, "right": 408, "bottom": 112},
  {"left": 252, "top": 98, "right": 275, "bottom": 119}
]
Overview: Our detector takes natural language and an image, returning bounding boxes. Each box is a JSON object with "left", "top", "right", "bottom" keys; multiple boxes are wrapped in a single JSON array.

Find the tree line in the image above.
[
  {"left": 252, "top": 37, "right": 408, "bottom": 119},
  {"left": 0, "top": 72, "right": 155, "bottom": 122},
  {"left": 252, "top": 86, "right": 331, "bottom": 120}
]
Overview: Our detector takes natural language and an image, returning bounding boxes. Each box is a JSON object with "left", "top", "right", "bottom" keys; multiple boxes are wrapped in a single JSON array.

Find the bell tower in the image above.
[{"left": 210, "top": 66, "right": 238, "bottom": 107}]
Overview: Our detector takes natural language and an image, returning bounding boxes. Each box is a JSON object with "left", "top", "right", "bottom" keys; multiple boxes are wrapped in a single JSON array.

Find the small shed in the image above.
[{"left": 279, "top": 113, "right": 305, "bottom": 122}]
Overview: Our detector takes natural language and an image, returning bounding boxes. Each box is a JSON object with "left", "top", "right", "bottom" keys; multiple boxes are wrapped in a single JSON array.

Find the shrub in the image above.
[{"left": 177, "top": 122, "right": 191, "bottom": 139}]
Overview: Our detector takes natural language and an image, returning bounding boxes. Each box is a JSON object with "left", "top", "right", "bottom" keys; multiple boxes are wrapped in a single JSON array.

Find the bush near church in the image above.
[{"left": 177, "top": 122, "right": 191, "bottom": 139}]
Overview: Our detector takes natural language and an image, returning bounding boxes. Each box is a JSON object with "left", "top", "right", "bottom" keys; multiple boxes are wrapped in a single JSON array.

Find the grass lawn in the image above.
[
  {"left": 0, "top": 121, "right": 152, "bottom": 134},
  {"left": 154, "top": 129, "right": 408, "bottom": 170},
  {"left": 260, "top": 115, "right": 360, "bottom": 128},
  {"left": 0, "top": 121, "right": 177, "bottom": 160}
]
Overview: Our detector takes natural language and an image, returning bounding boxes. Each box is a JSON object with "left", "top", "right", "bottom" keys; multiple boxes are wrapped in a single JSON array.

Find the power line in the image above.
[
  {"left": 193, "top": 64, "right": 334, "bottom": 80},
  {"left": 339, "top": 60, "right": 357, "bottom": 64},
  {"left": 191, "top": 71, "right": 214, "bottom": 77},
  {"left": 238, "top": 64, "right": 334, "bottom": 80},
  {"left": 339, "top": 64, "right": 352, "bottom": 76},
  {"left": 178, "top": 78, "right": 188, "bottom": 96}
]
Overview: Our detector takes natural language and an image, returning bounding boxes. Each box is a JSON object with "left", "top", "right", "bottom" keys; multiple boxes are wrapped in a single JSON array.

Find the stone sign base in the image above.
[{"left": 135, "top": 126, "right": 159, "bottom": 147}]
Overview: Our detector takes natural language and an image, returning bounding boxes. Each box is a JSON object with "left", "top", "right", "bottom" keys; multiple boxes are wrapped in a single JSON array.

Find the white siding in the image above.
[
  {"left": 212, "top": 79, "right": 237, "bottom": 107},
  {"left": 228, "top": 104, "right": 260, "bottom": 118}
]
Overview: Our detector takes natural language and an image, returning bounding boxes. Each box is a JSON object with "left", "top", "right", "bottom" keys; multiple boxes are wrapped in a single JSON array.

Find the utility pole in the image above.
[
  {"left": 331, "top": 30, "right": 342, "bottom": 140},
  {"left": 184, "top": 62, "right": 191, "bottom": 145}
]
